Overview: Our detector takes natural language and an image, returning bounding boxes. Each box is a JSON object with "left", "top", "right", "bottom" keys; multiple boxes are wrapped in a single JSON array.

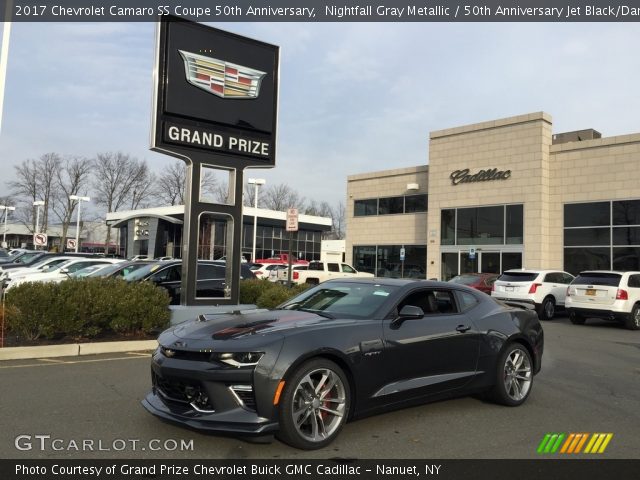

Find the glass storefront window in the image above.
[
  {"left": 613, "top": 200, "right": 640, "bottom": 226},
  {"left": 613, "top": 227, "right": 640, "bottom": 245},
  {"left": 457, "top": 206, "right": 504, "bottom": 245},
  {"left": 378, "top": 196, "right": 404, "bottom": 215},
  {"left": 441, "top": 209, "right": 455, "bottom": 245},
  {"left": 564, "top": 202, "right": 610, "bottom": 228},
  {"left": 505, "top": 204, "right": 523, "bottom": 244},
  {"left": 405, "top": 194, "right": 428, "bottom": 213},
  {"left": 564, "top": 228, "right": 610, "bottom": 246},
  {"left": 354, "top": 199, "right": 377, "bottom": 216},
  {"left": 613, "top": 247, "right": 640, "bottom": 271},
  {"left": 502, "top": 252, "right": 522, "bottom": 271},
  {"left": 564, "top": 247, "right": 611, "bottom": 275},
  {"left": 353, "top": 246, "right": 376, "bottom": 275},
  {"left": 353, "top": 245, "right": 426, "bottom": 278}
]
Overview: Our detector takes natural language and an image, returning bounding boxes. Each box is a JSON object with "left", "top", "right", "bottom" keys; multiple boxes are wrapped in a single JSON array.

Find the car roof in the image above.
[{"left": 503, "top": 269, "right": 567, "bottom": 274}]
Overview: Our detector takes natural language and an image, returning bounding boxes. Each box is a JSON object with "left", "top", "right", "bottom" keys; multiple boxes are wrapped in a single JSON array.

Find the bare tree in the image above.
[
  {"left": 37, "top": 153, "right": 61, "bottom": 232},
  {"left": 262, "top": 183, "right": 306, "bottom": 211},
  {"left": 330, "top": 201, "right": 346, "bottom": 239},
  {"left": 8, "top": 153, "right": 62, "bottom": 233},
  {"left": 154, "top": 162, "right": 186, "bottom": 206},
  {"left": 92, "top": 152, "right": 150, "bottom": 252},
  {"left": 51, "top": 156, "right": 93, "bottom": 248}
]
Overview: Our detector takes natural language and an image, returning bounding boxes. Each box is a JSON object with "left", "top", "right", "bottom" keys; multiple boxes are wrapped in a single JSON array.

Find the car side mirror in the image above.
[
  {"left": 398, "top": 305, "right": 424, "bottom": 319},
  {"left": 59, "top": 268, "right": 69, "bottom": 274}
]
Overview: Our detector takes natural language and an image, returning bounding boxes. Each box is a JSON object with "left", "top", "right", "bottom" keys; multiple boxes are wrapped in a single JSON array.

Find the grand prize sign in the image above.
[{"left": 151, "top": 16, "right": 279, "bottom": 305}]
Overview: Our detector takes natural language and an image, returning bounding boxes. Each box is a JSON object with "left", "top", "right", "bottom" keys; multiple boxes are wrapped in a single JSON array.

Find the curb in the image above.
[{"left": 0, "top": 339, "right": 158, "bottom": 361}]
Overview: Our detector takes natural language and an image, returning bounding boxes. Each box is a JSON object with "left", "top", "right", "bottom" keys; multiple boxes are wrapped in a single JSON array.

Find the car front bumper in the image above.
[{"left": 141, "top": 349, "right": 279, "bottom": 436}]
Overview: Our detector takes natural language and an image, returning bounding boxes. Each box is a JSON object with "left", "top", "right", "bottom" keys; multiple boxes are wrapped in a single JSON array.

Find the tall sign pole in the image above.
[
  {"left": 151, "top": 17, "right": 279, "bottom": 306},
  {"left": 286, "top": 208, "right": 299, "bottom": 287}
]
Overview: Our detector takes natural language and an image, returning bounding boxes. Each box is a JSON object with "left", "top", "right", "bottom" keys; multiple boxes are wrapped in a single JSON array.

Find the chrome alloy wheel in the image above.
[
  {"left": 544, "top": 300, "right": 555, "bottom": 319},
  {"left": 634, "top": 308, "right": 640, "bottom": 328},
  {"left": 291, "top": 368, "right": 347, "bottom": 443},
  {"left": 503, "top": 348, "right": 532, "bottom": 402}
]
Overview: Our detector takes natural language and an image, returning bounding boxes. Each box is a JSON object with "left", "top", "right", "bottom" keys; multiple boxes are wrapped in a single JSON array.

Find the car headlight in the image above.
[{"left": 211, "top": 352, "right": 264, "bottom": 368}]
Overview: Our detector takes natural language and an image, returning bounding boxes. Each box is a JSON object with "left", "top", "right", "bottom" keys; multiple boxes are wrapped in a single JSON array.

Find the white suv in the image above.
[
  {"left": 491, "top": 269, "right": 575, "bottom": 320},
  {"left": 565, "top": 271, "right": 640, "bottom": 330}
]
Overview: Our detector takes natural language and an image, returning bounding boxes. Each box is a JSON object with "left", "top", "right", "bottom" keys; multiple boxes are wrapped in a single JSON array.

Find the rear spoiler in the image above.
[{"left": 501, "top": 300, "right": 535, "bottom": 311}]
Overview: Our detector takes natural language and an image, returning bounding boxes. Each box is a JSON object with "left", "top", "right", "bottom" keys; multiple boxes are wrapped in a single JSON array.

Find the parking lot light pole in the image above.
[
  {"left": 248, "top": 178, "right": 266, "bottom": 262},
  {"left": 33, "top": 200, "right": 45, "bottom": 232},
  {"left": 69, "top": 195, "right": 90, "bottom": 253},
  {"left": 0, "top": 205, "right": 16, "bottom": 248}
]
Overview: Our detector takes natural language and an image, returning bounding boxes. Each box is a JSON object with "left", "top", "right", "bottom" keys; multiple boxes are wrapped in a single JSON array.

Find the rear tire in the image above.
[
  {"left": 569, "top": 311, "right": 585, "bottom": 325},
  {"left": 536, "top": 297, "right": 555, "bottom": 320},
  {"left": 276, "top": 358, "right": 350, "bottom": 450},
  {"left": 625, "top": 304, "right": 640, "bottom": 331},
  {"left": 491, "top": 343, "right": 533, "bottom": 407}
]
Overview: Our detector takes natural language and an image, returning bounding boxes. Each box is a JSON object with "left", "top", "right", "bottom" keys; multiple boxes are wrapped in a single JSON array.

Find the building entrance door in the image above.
[{"left": 441, "top": 250, "right": 521, "bottom": 280}]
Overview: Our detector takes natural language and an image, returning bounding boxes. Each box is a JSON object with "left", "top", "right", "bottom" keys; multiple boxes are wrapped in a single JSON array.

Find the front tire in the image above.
[
  {"left": 276, "top": 358, "right": 350, "bottom": 450},
  {"left": 491, "top": 343, "right": 533, "bottom": 407},
  {"left": 625, "top": 304, "right": 640, "bottom": 331},
  {"left": 536, "top": 297, "right": 555, "bottom": 320}
]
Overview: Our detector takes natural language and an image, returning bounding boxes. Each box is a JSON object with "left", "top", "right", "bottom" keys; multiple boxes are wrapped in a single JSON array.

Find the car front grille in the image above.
[{"left": 152, "top": 372, "right": 215, "bottom": 412}]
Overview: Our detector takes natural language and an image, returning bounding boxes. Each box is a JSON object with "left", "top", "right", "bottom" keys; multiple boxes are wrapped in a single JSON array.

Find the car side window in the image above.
[
  {"left": 456, "top": 291, "right": 479, "bottom": 312},
  {"left": 398, "top": 289, "right": 459, "bottom": 316},
  {"left": 544, "top": 272, "right": 559, "bottom": 283},
  {"left": 628, "top": 275, "right": 640, "bottom": 288},
  {"left": 197, "top": 264, "right": 225, "bottom": 280},
  {"left": 151, "top": 266, "right": 181, "bottom": 282},
  {"left": 328, "top": 263, "right": 340, "bottom": 272},
  {"left": 562, "top": 273, "right": 575, "bottom": 284},
  {"left": 67, "top": 262, "right": 92, "bottom": 273},
  {"left": 341, "top": 264, "right": 356, "bottom": 273}
]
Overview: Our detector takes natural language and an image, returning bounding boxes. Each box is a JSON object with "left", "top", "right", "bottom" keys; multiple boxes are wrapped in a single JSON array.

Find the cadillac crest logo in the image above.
[{"left": 179, "top": 50, "right": 266, "bottom": 99}]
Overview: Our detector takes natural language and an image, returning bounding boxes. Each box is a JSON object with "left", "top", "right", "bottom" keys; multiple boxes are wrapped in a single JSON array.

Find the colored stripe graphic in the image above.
[{"left": 538, "top": 433, "right": 613, "bottom": 454}]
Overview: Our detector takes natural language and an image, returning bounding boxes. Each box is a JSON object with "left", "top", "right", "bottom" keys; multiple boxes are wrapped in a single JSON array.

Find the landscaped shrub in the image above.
[
  {"left": 240, "top": 279, "right": 310, "bottom": 309},
  {"left": 4, "top": 278, "right": 171, "bottom": 340}
]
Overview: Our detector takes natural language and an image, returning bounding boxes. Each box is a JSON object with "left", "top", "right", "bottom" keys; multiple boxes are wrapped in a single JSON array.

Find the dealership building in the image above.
[
  {"left": 346, "top": 112, "right": 640, "bottom": 280},
  {"left": 106, "top": 205, "right": 331, "bottom": 261}
]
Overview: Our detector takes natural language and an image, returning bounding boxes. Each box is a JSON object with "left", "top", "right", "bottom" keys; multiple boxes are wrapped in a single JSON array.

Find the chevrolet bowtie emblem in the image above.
[{"left": 179, "top": 50, "right": 266, "bottom": 99}]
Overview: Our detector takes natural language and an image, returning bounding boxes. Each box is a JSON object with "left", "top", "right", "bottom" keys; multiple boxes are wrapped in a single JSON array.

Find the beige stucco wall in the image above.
[
  {"left": 345, "top": 111, "right": 640, "bottom": 278},
  {"left": 549, "top": 133, "right": 640, "bottom": 268},
  {"left": 346, "top": 166, "right": 428, "bottom": 265},
  {"left": 427, "top": 112, "right": 553, "bottom": 278}
]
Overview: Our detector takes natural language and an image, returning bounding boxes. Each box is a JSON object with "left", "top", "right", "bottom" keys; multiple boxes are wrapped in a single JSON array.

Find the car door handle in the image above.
[{"left": 456, "top": 325, "right": 471, "bottom": 333}]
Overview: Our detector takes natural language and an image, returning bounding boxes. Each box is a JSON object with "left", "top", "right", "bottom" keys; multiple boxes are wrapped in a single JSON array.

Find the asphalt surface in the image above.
[{"left": 1, "top": 315, "right": 638, "bottom": 459}]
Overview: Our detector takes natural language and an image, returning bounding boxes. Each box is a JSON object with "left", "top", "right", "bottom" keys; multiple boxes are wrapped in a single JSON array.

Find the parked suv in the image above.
[
  {"left": 491, "top": 269, "right": 574, "bottom": 320},
  {"left": 565, "top": 271, "right": 640, "bottom": 330},
  {"left": 124, "top": 260, "right": 255, "bottom": 305}
]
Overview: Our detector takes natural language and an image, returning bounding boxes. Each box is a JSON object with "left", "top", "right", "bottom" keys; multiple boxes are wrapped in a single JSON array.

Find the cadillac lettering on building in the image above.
[
  {"left": 164, "top": 123, "right": 269, "bottom": 158},
  {"left": 450, "top": 168, "right": 512, "bottom": 186}
]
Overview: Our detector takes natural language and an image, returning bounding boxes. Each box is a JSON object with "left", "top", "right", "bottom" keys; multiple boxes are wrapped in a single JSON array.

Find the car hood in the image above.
[{"left": 165, "top": 309, "right": 350, "bottom": 342}]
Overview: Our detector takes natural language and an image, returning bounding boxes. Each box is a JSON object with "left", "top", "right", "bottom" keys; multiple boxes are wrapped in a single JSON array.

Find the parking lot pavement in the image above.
[{"left": 1, "top": 317, "right": 638, "bottom": 459}]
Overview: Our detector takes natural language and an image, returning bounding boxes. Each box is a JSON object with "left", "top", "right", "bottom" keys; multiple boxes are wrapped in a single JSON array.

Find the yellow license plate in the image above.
[{"left": 586, "top": 289, "right": 596, "bottom": 296}]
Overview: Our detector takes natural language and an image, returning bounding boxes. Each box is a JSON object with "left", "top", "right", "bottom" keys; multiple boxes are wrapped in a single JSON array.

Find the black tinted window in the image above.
[
  {"left": 499, "top": 272, "right": 538, "bottom": 282},
  {"left": 564, "top": 202, "right": 610, "bottom": 227},
  {"left": 572, "top": 273, "right": 621, "bottom": 287},
  {"left": 197, "top": 264, "right": 225, "bottom": 280},
  {"left": 628, "top": 275, "right": 640, "bottom": 288},
  {"left": 354, "top": 199, "right": 377, "bottom": 216},
  {"left": 405, "top": 194, "right": 428, "bottom": 213},
  {"left": 378, "top": 196, "right": 404, "bottom": 215}
]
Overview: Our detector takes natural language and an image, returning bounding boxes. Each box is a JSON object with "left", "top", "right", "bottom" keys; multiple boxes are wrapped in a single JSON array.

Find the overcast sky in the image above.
[{"left": 1, "top": 22, "right": 639, "bottom": 209}]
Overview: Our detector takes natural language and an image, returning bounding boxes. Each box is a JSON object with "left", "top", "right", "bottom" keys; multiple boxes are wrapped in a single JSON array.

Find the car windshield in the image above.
[
  {"left": 572, "top": 272, "right": 622, "bottom": 287},
  {"left": 279, "top": 282, "right": 398, "bottom": 319},
  {"left": 450, "top": 275, "right": 481, "bottom": 285},
  {"left": 124, "top": 263, "right": 166, "bottom": 281}
]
